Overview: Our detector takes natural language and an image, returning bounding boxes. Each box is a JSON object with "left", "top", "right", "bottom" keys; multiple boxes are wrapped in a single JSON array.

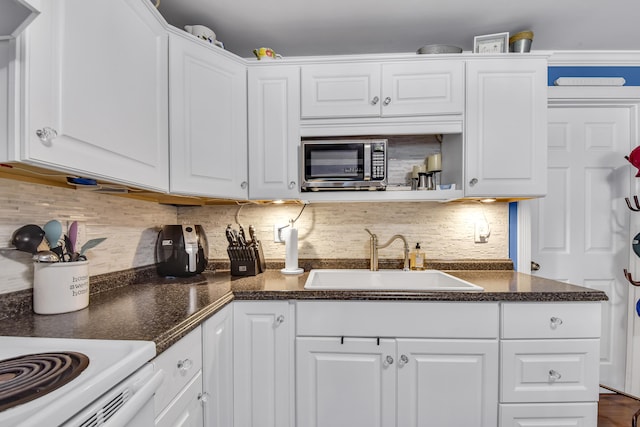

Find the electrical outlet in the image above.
[
  {"left": 273, "top": 224, "right": 287, "bottom": 243},
  {"left": 475, "top": 222, "right": 490, "bottom": 243}
]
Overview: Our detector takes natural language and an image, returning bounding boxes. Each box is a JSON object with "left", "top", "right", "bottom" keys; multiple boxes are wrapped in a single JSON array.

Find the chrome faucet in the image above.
[{"left": 364, "top": 229, "right": 410, "bottom": 271}]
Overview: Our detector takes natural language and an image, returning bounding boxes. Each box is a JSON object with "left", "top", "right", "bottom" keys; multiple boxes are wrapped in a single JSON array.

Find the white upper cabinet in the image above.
[
  {"left": 300, "top": 60, "right": 464, "bottom": 119},
  {"left": 247, "top": 65, "right": 300, "bottom": 200},
  {"left": 168, "top": 32, "right": 248, "bottom": 199},
  {"left": 464, "top": 58, "right": 547, "bottom": 197},
  {"left": 0, "top": 0, "right": 39, "bottom": 39},
  {"left": 19, "top": 0, "right": 169, "bottom": 192}
]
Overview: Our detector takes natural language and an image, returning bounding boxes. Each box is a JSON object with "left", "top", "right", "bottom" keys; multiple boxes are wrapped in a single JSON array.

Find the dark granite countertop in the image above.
[{"left": 0, "top": 260, "right": 608, "bottom": 354}]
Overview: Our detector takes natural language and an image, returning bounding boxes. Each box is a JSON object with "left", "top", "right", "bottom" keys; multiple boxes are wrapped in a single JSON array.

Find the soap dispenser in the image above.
[{"left": 410, "top": 243, "right": 425, "bottom": 271}]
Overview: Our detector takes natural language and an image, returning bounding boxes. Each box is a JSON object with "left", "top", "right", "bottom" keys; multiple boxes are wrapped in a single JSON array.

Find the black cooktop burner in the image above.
[{"left": 0, "top": 352, "right": 90, "bottom": 411}]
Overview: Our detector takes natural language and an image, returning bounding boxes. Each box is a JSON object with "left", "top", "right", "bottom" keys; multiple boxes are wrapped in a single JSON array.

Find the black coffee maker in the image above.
[{"left": 156, "top": 225, "right": 208, "bottom": 276}]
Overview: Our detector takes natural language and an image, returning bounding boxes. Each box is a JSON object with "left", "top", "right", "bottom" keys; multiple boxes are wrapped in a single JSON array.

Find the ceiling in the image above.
[{"left": 156, "top": 0, "right": 640, "bottom": 59}]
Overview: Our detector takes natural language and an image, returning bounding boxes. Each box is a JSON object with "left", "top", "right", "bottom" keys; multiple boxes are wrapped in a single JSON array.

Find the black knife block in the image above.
[{"left": 231, "top": 259, "right": 258, "bottom": 276}]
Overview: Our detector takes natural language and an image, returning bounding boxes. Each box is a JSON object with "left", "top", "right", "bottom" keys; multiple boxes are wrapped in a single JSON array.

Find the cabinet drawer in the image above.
[
  {"left": 499, "top": 402, "right": 597, "bottom": 426},
  {"left": 153, "top": 326, "right": 203, "bottom": 414},
  {"left": 501, "top": 302, "right": 601, "bottom": 339},
  {"left": 296, "top": 301, "right": 498, "bottom": 338},
  {"left": 155, "top": 370, "right": 203, "bottom": 427},
  {"left": 501, "top": 340, "right": 599, "bottom": 403}
]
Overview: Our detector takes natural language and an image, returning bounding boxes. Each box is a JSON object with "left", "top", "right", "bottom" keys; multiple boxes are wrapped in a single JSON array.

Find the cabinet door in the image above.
[
  {"left": 169, "top": 33, "right": 248, "bottom": 199},
  {"left": 155, "top": 371, "right": 204, "bottom": 427},
  {"left": 202, "top": 305, "right": 233, "bottom": 427},
  {"left": 247, "top": 65, "right": 300, "bottom": 199},
  {"left": 296, "top": 337, "right": 396, "bottom": 427},
  {"left": 381, "top": 61, "right": 464, "bottom": 117},
  {"left": 397, "top": 339, "right": 499, "bottom": 427},
  {"left": 465, "top": 58, "right": 547, "bottom": 197},
  {"left": 301, "top": 63, "right": 381, "bottom": 118},
  {"left": 22, "top": 0, "right": 169, "bottom": 191},
  {"left": 234, "top": 301, "right": 292, "bottom": 427}
]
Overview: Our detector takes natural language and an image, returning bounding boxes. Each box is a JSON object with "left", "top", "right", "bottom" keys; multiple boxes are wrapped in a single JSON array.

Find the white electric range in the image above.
[{"left": 0, "top": 336, "right": 161, "bottom": 427}]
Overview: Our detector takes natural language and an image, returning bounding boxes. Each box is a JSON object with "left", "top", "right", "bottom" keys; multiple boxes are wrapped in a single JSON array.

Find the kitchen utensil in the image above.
[
  {"left": 79, "top": 237, "right": 106, "bottom": 256},
  {"left": 248, "top": 225, "right": 256, "bottom": 245},
  {"left": 43, "top": 220, "right": 63, "bottom": 249},
  {"left": 33, "top": 251, "right": 60, "bottom": 263},
  {"left": 184, "top": 25, "right": 224, "bottom": 48},
  {"left": 416, "top": 44, "right": 462, "bottom": 54},
  {"left": 68, "top": 221, "right": 78, "bottom": 253},
  {"left": 253, "top": 47, "right": 282, "bottom": 60},
  {"left": 11, "top": 224, "right": 47, "bottom": 254}
]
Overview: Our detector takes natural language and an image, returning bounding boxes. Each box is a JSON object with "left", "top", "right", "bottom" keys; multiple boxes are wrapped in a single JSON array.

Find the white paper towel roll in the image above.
[{"left": 282, "top": 226, "right": 303, "bottom": 274}]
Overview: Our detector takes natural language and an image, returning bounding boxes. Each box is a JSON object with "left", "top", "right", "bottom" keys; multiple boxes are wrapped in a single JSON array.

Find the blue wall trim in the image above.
[
  {"left": 508, "top": 202, "right": 518, "bottom": 271},
  {"left": 548, "top": 66, "right": 640, "bottom": 86}
]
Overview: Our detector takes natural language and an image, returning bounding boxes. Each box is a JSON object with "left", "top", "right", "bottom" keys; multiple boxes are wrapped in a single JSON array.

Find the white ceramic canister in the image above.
[{"left": 33, "top": 261, "right": 89, "bottom": 314}]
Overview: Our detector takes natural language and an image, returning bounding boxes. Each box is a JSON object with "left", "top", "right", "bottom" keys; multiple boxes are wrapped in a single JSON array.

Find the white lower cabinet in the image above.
[
  {"left": 156, "top": 371, "right": 204, "bottom": 427},
  {"left": 296, "top": 336, "right": 498, "bottom": 427},
  {"left": 296, "top": 337, "right": 396, "bottom": 427},
  {"left": 499, "top": 303, "right": 601, "bottom": 427},
  {"left": 233, "top": 301, "right": 293, "bottom": 427},
  {"left": 499, "top": 403, "right": 598, "bottom": 426},
  {"left": 153, "top": 326, "right": 203, "bottom": 426},
  {"left": 202, "top": 304, "right": 234, "bottom": 427},
  {"left": 396, "top": 339, "right": 498, "bottom": 427},
  {"left": 296, "top": 301, "right": 500, "bottom": 427}
]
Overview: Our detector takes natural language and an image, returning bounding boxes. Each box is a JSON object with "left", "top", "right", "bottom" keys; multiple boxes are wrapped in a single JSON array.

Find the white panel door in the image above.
[
  {"left": 296, "top": 337, "right": 396, "bottom": 427},
  {"left": 530, "top": 105, "right": 631, "bottom": 389},
  {"left": 396, "top": 339, "right": 499, "bottom": 427},
  {"left": 23, "top": 0, "right": 169, "bottom": 191},
  {"left": 202, "top": 304, "right": 234, "bottom": 427},
  {"left": 169, "top": 33, "right": 248, "bottom": 199},
  {"left": 465, "top": 58, "right": 547, "bottom": 197},
  {"left": 234, "top": 301, "right": 291, "bottom": 427},
  {"left": 300, "top": 63, "right": 381, "bottom": 118},
  {"left": 247, "top": 65, "right": 300, "bottom": 200},
  {"left": 381, "top": 61, "right": 464, "bottom": 117}
]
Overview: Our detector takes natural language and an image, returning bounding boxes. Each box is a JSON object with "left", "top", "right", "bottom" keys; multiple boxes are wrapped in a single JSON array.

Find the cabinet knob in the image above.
[
  {"left": 469, "top": 178, "right": 478, "bottom": 186},
  {"left": 240, "top": 181, "right": 248, "bottom": 189},
  {"left": 36, "top": 127, "right": 58, "bottom": 144},
  {"left": 371, "top": 96, "right": 380, "bottom": 105},
  {"left": 548, "top": 369, "right": 562, "bottom": 382},
  {"left": 550, "top": 317, "right": 563, "bottom": 329},
  {"left": 275, "top": 314, "right": 285, "bottom": 325},
  {"left": 288, "top": 181, "right": 296, "bottom": 189},
  {"left": 177, "top": 358, "right": 193, "bottom": 372},
  {"left": 383, "top": 97, "right": 391, "bottom": 106},
  {"left": 384, "top": 355, "right": 394, "bottom": 367},
  {"left": 398, "top": 354, "right": 409, "bottom": 367},
  {"left": 198, "top": 392, "right": 210, "bottom": 403}
]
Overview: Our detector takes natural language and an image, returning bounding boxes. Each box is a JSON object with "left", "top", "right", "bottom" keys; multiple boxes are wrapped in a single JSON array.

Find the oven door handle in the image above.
[{"left": 103, "top": 369, "right": 164, "bottom": 426}]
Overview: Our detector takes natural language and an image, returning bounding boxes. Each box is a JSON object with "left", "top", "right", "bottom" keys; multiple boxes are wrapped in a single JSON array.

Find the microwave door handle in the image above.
[{"left": 363, "top": 143, "right": 371, "bottom": 180}]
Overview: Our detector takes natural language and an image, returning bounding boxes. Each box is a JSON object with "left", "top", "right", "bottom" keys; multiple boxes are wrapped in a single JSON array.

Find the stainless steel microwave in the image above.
[{"left": 300, "top": 139, "right": 387, "bottom": 191}]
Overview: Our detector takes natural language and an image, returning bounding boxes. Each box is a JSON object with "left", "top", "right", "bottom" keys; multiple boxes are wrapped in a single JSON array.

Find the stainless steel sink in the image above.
[{"left": 303, "top": 269, "right": 484, "bottom": 291}]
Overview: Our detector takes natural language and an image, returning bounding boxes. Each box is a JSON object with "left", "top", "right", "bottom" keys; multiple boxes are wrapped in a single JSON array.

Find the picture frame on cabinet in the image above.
[{"left": 474, "top": 32, "right": 509, "bottom": 53}]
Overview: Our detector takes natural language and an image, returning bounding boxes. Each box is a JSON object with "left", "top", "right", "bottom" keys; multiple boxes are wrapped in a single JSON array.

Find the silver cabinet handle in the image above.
[
  {"left": 198, "top": 392, "right": 210, "bottom": 403},
  {"left": 383, "top": 97, "right": 391, "bottom": 106},
  {"left": 288, "top": 181, "right": 296, "bottom": 189},
  {"left": 177, "top": 358, "right": 193, "bottom": 372},
  {"left": 240, "top": 181, "right": 248, "bottom": 189},
  {"left": 398, "top": 354, "right": 409, "bottom": 367},
  {"left": 531, "top": 261, "right": 541, "bottom": 271},
  {"left": 371, "top": 96, "right": 380, "bottom": 105},
  {"left": 548, "top": 369, "right": 562, "bottom": 382},
  {"left": 384, "top": 355, "right": 394, "bottom": 367},
  {"left": 36, "top": 127, "right": 58, "bottom": 144},
  {"left": 469, "top": 178, "right": 478, "bottom": 186},
  {"left": 275, "top": 314, "right": 285, "bottom": 325},
  {"left": 550, "top": 317, "right": 563, "bottom": 329}
]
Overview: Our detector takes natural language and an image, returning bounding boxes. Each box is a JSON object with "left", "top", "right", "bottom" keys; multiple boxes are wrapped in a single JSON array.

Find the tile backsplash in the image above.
[{"left": 0, "top": 177, "right": 508, "bottom": 294}]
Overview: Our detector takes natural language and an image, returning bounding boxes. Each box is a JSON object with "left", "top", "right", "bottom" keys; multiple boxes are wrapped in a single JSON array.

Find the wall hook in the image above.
[
  {"left": 626, "top": 196, "right": 640, "bottom": 212},
  {"left": 623, "top": 269, "right": 640, "bottom": 287}
]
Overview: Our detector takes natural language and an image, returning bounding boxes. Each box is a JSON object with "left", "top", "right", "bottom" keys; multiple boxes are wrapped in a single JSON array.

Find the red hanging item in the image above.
[{"left": 626, "top": 146, "right": 640, "bottom": 177}]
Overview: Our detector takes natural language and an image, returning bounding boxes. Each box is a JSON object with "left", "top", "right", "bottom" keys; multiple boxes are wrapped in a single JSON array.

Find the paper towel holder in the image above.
[{"left": 281, "top": 219, "right": 304, "bottom": 275}]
